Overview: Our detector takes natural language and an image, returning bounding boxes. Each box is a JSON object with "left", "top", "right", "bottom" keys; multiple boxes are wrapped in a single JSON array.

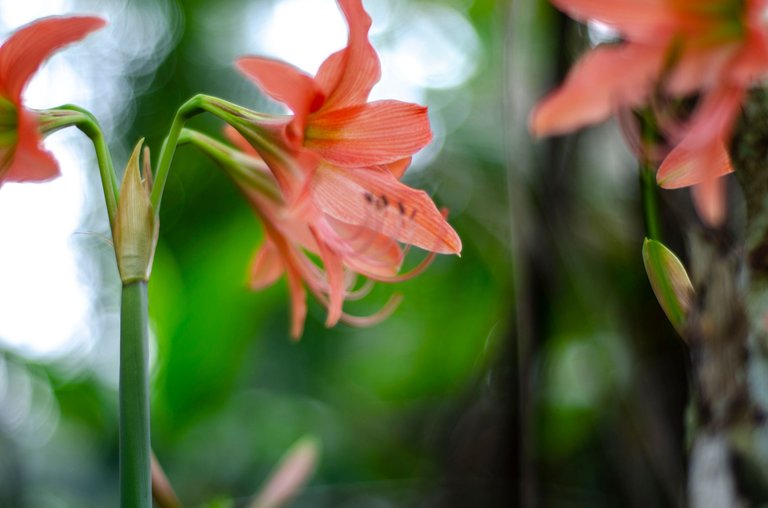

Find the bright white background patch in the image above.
[{"left": 0, "top": 0, "right": 178, "bottom": 365}]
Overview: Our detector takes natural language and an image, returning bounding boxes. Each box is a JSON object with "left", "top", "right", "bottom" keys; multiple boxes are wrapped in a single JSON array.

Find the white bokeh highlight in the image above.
[{"left": 0, "top": 0, "right": 178, "bottom": 362}]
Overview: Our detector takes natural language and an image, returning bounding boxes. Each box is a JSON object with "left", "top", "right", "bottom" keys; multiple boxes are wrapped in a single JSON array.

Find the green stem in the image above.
[
  {"left": 180, "top": 128, "right": 282, "bottom": 202},
  {"left": 641, "top": 160, "right": 661, "bottom": 241},
  {"left": 40, "top": 105, "right": 119, "bottom": 231},
  {"left": 150, "top": 97, "right": 202, "bottom": 211},
  {"left": 120, "top": 281, "right": 151, "bottom": 508},
  {"left": 638, "top": 110, "right": 662, "bottom": 241},
  {"left": 150, "top": 94, "right": 255, "bottom": 207},
  {"left": 150, "top": 94, "right": 279, "bottom": 212}
]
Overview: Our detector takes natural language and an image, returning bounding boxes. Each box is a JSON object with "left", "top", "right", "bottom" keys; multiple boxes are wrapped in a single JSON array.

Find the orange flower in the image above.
[
  {"left": 211, "top": 0, "right": 460, "bottom": 336},
  {"left": 224, "top": 127, "right": 450, "bottom": 338},
  {"left": 530, "top": 0, "right": 768, "bottom": 224},
  {"left": 235, "top": 0, "right": 430, "bottom": 189},
  {"left": 227, "top": 0, "right": 458, "bottom": 253},
  {"left": 0, "top": 16, "right": 105, "bottom": 187}
]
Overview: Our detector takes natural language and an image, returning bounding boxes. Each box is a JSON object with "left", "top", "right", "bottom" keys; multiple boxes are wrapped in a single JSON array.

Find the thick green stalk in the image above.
[{"left": 120, "top": 281, "right": 151, "bottom": 508}]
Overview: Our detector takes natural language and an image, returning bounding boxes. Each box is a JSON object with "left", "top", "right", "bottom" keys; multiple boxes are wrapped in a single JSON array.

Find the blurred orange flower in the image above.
[
  {"left": 0, "top": 16, "right": 105, "bottom": 187},
  {"left": 530, "top": 0, "right": 768, "bottom": 224}
]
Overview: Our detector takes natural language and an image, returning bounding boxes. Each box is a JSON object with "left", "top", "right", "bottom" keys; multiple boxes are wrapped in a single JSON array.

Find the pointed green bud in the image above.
[
  {"left": 114, "top": 139, "right": 158, "bottom": 284},
  {"left": 642, "top": 238, "right": 695, "bottom": 338}
]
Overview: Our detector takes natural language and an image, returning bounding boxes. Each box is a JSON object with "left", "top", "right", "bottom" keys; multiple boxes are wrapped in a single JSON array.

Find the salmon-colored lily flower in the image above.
[
  {"left": 0, "top": 16, "right": 105, "bottom": 187},
  {"left": 214, "top": 0, "right": 460, "bottom": 335},
  {"left": 227, "top": 0, "right": 458, "bottom": 253},
  {"left": 530, "top": 0, "right": 768, "bottom": 225},
  {"left": 234, "top": 0, "right": 431, "bottom": 196},
  {"left": 224, "top": 127, "right": 444, "bottom": 338}
]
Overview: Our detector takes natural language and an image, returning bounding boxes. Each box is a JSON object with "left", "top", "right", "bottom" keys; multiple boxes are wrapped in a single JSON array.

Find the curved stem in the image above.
[
  {"left": 150, "top": 96, "right": 204, "bottom": 211},
  {"left": 150, "top": 94, "right": 278, "bottom": 212},
  {"left": 120, "top": 281, "right": 151, "bottom": 508},
  {"left": 40, "top": 105, "right": 119, "bottom": 231}
]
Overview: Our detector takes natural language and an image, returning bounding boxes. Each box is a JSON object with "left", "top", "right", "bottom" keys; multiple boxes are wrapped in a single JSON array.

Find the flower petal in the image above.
[
  {"left": 312, "top": 164, "right": 461, "bottom": 255},
  {"left": 314, "top": 0, "right": 380, "bottom": 110},
  {"left": 657, "top": 86, "right": 742, "bottom": 188},
  {"left": 306, "top": 101, "right": 431, "bottom": 167},
  {"left": 224, "top": 125, "right": 259, "bottom": 157},
  {"left": 381, "top": 157, "right": 411, "bottom": 179},
  {"left": 263, "top": 225, "right": 309, "bottom": 339},
  {"left": 0, "top": 16, "right": 106, "bottom": 102},
  {"left": 310, "top": 228, "right": 345, "bottom": 328},
  {"left": 236, "top": 57, "right": 325, "bottom": 141},
  {"left": 530, "top": 44, "right": 664, "bottom": 137},
  {"left": 692, "top": 176, "right": 726, "bottom": 227},
  {"left": 657, "top": 140, "right": 732, "bottom": 190},
  {"left": 727, "top": 29, "right": 768, "bottom": 85},
  {"left": 326, "top": 216, "right": 403, "bottom": 278},
  {"left": 249, "top": 238, "right": 285, "bottom": 290},
  {"left": 234, "top": 122, "right": 320, "bottom": 203},
  {"left": 285, "top": 259, "right": 308, "bottom": 339},
  {"left": 666, "top": 45, "right": 738, "bottom": 96},
  {"left": 3, "top": 109, "right": 58, "bottom": 183},
  {"left": 550, "top": 0, "right": 674, "bottom": 41}
]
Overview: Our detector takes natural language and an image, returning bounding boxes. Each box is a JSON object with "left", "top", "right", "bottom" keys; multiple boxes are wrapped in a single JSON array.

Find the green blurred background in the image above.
[{"left": 0, "top": 0, "right": 690, "bottom": 506}]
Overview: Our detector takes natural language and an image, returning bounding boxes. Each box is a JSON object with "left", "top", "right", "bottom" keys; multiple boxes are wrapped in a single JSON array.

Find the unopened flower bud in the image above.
[{"left": 114, "top": 139, "right": 158, "bottom": 284}]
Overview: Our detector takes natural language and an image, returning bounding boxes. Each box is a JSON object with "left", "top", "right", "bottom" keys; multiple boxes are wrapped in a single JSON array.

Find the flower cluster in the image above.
[
  {"left": 531, "top": 0, "right": 768, "bottom": 225},
  {"left": 217, "top": 0, "right": 461, "bottom": 337}
]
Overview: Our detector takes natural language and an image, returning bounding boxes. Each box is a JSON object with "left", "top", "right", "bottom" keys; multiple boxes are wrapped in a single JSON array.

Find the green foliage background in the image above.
[{"left": 0, "top": 0, "right": 691, "bottom": 507}]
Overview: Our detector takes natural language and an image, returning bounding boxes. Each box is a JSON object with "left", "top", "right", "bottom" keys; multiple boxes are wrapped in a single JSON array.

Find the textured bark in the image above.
[
  {"left": 686, "top": 230, "right": 751, "bottom": 508},
  {"left": 687, "top": 88, "right": 768, "bottom": 506}
]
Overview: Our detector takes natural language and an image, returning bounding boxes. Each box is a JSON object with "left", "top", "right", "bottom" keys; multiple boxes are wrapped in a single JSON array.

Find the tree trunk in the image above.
[{"left": 687, "top": 88, "right": 768, "bottom": 506}]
